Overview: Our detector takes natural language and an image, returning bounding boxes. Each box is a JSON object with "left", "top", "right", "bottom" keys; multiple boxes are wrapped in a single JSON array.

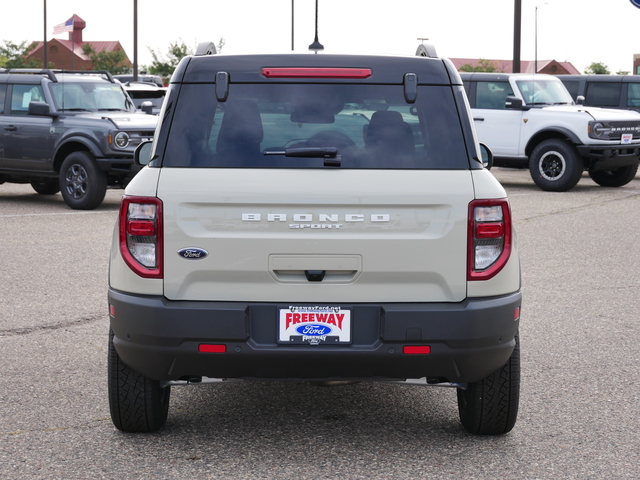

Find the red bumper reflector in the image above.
[
  {"left": 262, "top": 67, "right": 372, "bottom": 79},
  {"left": 514, "top": 307, "right": 521, "bottom": 320},
  {"left": 109, "top": 305, "right": 115, "bottom": 317},
  {"left": 403, "top": 346, "right": 431, "bottom": 354},
  {"left": 198, "top": 344, "right": 227, "bottom": 353}
]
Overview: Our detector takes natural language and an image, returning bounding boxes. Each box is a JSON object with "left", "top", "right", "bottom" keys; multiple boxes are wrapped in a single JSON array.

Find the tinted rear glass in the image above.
[
  {"left": 162, "top": 84, "right": 469, "bottom": 169},
  {"left": 586, "top": 82, "right": 621, "bottom": 107}
]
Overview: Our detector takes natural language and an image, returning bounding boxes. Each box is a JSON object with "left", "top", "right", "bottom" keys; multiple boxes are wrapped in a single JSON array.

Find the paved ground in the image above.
[{"left": 1, "top": 169, "right": 639, "bottom": 479}]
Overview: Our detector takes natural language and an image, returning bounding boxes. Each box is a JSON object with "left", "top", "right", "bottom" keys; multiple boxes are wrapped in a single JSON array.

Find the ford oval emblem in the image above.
[
  {"left": 177, "top": 247, "right": 209, "bottom": 260},
  {"left": 296, "top": 324, "right": 332, "bottom": 336}
]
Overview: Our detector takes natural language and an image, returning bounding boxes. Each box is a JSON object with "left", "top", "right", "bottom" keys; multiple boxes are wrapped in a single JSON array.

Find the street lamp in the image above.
[{"left": 535, "top": 3, "right": 548, "bottom": 74}]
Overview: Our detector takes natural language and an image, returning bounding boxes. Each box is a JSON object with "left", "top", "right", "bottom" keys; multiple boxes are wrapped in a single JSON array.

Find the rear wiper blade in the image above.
[{"left": 263, "top": 147, "right": 341, "bottom": 167}]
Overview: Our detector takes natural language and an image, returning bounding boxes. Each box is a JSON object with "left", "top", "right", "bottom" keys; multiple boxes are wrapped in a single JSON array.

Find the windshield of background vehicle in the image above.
[
  {"left": 516, "top": 79, "right": 575, "bottom": 106},
  {"left": 162, "top": 83, "right": 470, "bottom": 169},
  {"left": 49, "top": 81, "right": 136, "bottom": 112}
]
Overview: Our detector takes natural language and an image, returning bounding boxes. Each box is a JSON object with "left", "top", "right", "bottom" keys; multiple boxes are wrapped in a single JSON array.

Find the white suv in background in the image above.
[
  {"left": 107, "top": 45, "right": 522, "bottom": 435},
  {"left": 461, "top": 73, "right": 640, "bottom": 191}
]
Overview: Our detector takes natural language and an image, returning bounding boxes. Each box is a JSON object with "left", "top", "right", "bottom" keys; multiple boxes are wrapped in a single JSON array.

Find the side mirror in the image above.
[
  {"left": 576, "top": 95, "right": 585, "bottom": 105},
  {"left": 141, "top": 101, "right": 154, "bottom": 115},
  {"left": 28, "top": 101, "right": 58, "bottom": 117},
  {"left": 134, "top": 141, "right": 153, "bottom": 166},
  {"left": 479, "top": 143, "right": 493, "bottom": 169},
  {"left": 505, "top": 96, "right": 523, "bottom": 110}
]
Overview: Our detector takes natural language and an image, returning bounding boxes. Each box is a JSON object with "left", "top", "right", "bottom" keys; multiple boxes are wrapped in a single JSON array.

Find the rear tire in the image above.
[
  {"left": 588, "top": 163, "right": 638, "bottom": 187},
  {"left": 108, "top": 329, "right": 170, "bottom": 432},
  {"left": 457, "top": 334, "right": 520, "bottom": 435},
  {"left": 529, "top": 139, "right": 583, "bottom": 192},
  {"left": 59, "top": 151, "right": 107, "bottom": 210},
  {"left": 30, "top": 179, "right": 60, "bottom": 195}
]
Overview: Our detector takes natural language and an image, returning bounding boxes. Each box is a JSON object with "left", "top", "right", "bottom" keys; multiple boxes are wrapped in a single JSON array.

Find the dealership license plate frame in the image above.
[{"left": 277, "top": 306, "right": 352, "bottom": 345}]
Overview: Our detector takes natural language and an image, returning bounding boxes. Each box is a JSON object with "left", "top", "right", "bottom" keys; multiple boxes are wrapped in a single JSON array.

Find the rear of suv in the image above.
[
  {"left": 0, "top": 69, "right": 157, "bottom": 209},
  {"left": 108, "top": 45, "right": 522, "bottom": 435}
]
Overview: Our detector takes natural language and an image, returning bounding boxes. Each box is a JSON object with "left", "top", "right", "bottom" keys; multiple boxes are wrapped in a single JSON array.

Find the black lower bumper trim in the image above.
[{"left": 108, "top": 289, "right": 522, "bottom": 383}]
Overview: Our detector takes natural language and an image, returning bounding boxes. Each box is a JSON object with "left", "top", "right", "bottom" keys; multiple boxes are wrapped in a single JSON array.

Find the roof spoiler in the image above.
[
  {"left": 195, "top": 42, "right": 217, "bottom": 56},
  {"left": 415, "top": 44, "right": 438, "bottom": 58}
]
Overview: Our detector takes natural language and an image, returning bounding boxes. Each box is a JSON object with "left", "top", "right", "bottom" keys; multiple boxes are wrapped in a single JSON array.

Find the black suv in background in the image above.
[
  {"left": 0, "top": 69, "right": 158, "bottom": 209},
  {"left": 558, "top": 74, "right": 640, "bottom": 113}
]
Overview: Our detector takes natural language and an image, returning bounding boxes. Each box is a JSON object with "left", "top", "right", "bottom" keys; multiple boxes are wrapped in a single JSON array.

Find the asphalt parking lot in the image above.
[{"left": 1, "top": 169, "right": 639, "bottom": 479}]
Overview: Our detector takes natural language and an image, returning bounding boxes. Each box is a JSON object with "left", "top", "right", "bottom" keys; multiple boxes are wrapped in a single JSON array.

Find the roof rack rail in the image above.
[
  {"left": 51, "top": 70, "right": 115, "bottom": 83},
  {"left": 0, "top": 68, "right": 57, "bottom": 82},
  {"left": 195, "top": 42, "right": 217, "bottom": 56},
  {"left": 415, "top": 44, "right": 438, "bottom": 59}
]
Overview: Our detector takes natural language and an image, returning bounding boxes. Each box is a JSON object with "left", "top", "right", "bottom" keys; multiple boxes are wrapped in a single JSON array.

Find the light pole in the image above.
[{"left": 535, "top": 3, "right": 548, "bottom": 74}]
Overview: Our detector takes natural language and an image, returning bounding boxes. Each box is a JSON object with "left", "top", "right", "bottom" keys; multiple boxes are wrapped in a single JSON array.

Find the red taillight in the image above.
[
  {"left": 126, "top": 220, "right": 156, "bottom": 236},
  {"left": 119, "top": 196, "right": 163, "bottom": 279},
  {"left": 468, "top": 199, "right": 512, "bottom": 281},
  {"left": 262, "top": 67, "right": 372, "bottom": 79},
  {"left": 198, "top": 344, "right": 227, "bottom": 353},
  {"left": 403, "top": 346, "right": 431, "bottom": 354}
]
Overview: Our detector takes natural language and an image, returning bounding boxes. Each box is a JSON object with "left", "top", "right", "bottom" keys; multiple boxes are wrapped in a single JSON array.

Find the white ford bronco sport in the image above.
[
  {"left": 108, "top": 44, "right": 522, "bottom": 435},
  {"left": 461, "top": 72, "right": 640, "bottom": 191}
]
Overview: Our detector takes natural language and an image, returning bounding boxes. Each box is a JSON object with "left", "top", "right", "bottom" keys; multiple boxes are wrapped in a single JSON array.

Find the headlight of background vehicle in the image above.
[
  {"left": 589, "top": 122, "right": 611, "bottom": 139},
  {"left": 114, "top": 132, "right": 130, "bottom": 148}
]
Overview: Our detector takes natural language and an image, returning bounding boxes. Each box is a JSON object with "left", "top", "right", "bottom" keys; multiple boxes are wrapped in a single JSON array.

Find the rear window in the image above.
[{"left": 162, "top": 84, "right": 469, "bottom": 169}]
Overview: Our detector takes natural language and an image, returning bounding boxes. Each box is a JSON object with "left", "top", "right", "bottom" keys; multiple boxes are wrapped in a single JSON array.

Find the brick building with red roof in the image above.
[{"left": 25, "top": 14, "right": 131, "bottom": 70}]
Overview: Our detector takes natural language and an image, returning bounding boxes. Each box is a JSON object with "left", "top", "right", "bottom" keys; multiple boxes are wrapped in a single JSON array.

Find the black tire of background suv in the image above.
[
  {"left": 108, "top": 329, "right": 171, "bottom": 433},
  {"left": 30, "top": 179, "right": 60, "bottom": 195},
  {"left": 529, "top": 139, "right": 584, "bottom": 192},
  {"left": 588, "top": 162, "right": 639, "bottom": 187},
  {"left": 457, "top": 334, "right": 520, "bottom": 435},
  {"left": 59, "top": 151, "right": 107, "bottom": 210}
]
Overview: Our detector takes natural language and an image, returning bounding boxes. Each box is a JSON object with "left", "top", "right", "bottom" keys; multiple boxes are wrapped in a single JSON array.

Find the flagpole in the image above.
[{"left": 43, "top": 0, "right": 47, "bottom": 68}]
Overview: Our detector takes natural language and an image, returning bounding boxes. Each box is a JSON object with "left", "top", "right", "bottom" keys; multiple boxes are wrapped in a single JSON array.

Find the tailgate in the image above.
[{"left": 158, "top": 168, "right": 474, "bottom": 303}]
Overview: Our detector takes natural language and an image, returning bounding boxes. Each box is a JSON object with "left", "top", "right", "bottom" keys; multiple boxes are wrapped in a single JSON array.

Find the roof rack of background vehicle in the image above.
[{"left": 0, "top": 68, "right": 115, "bottom": 82}]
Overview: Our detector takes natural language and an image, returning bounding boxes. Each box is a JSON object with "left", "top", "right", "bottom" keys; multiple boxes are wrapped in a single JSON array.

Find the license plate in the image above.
[
  {"left": 278, "top": 306, "right": 352, "bottom": 345},
  {"left": 621, "top": 133, "right": 633, "bottom": 144}
]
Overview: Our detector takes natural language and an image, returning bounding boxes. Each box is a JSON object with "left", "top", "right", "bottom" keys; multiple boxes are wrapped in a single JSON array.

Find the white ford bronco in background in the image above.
[
  {"left": 460, "top": 73, "right": 640, "bottom": 191},
  {"left": 107, "top": 43, "right": 522, "bottom": 435}
]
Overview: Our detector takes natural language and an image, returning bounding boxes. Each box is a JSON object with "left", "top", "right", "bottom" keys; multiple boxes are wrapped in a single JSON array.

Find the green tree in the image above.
[
  {"left": 459, "top": 59, "right": 502, "bottom": 73},
  {"left": 616, "top": 70, "right": 630, "bottom": 75},
  {"left": 584, "top": 62, "right": 610, "bottom": 74},
  {"left": 217, "top": 37, "right": 226, "bottom": 53},
  {"left": 0, "top": 40, "right": 40, "bottom": 68},
  {"left": 147, "top": 39, "right": 193, "bottom": 77},
  {"left": 81, "top": 44, "right": 129, "bottom": 74},
  {"left": 146, "top": 37, "right": 226, "bottom": 78}
]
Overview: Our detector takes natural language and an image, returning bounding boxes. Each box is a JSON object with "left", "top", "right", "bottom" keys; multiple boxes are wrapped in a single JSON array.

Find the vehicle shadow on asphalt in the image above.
[{"left": 107, "top": 381, "right": 515, "bottom": 468}]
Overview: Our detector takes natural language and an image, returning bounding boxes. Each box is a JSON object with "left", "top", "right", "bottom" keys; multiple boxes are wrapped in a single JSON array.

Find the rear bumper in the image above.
[{"left": 108, "top": 288, "right": 522, "bottom": 383}]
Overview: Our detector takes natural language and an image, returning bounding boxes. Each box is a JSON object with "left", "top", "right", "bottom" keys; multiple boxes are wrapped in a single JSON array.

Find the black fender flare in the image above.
[
  {"left": 53, "top": 136, "right": 104, "bottom": 172},
  {"left": 524, "top": 127, "right": 582, "bottom": 157}
]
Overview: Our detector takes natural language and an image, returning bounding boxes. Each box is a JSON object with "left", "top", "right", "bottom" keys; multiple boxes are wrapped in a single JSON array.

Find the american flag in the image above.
[{"left": 52, "top": 17, "right": 74, "bottom": 35}]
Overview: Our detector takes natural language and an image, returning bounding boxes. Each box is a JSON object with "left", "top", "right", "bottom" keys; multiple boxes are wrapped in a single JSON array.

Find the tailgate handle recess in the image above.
[{"left": 304, "top": 270, "right": 326, "bottom": 282}]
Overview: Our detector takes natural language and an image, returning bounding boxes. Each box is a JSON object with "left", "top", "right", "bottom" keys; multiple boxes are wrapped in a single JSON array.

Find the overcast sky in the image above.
[{"left": 3, "top": 0, "right": 640, "bottom": 74}]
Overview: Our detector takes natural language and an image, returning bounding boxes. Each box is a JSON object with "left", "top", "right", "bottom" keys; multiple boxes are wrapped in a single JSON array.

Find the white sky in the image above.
[{"left": 3, "top": 0, "right": 640, "bottom": 74}]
